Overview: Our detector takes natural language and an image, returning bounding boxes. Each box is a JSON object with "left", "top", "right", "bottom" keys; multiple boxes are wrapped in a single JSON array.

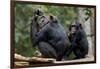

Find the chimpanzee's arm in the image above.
[
  {"left": 30, "top": 17, "right": 39, "bottom": 47},
  {"left": 35, "top": 24, "right": 49, "bottom": 42},
  {"left": 65, "top": 30, "right": 81, "bottom": 56}
]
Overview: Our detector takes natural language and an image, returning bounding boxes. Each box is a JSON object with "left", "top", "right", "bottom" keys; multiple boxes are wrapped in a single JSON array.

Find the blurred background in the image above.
[{"left": 15, "top": 3, "right": 95, "bottom": 58}]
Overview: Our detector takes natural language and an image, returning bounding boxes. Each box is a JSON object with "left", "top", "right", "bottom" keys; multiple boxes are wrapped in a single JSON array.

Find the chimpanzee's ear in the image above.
[{"left": 49, "top": 15, "right": 58, "bottom": 23}]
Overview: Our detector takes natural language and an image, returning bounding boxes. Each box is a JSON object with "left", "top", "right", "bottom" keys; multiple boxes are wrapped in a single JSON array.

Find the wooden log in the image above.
[
  {"left": 29, "top": 57, "right": 56, "bottom": 63},
  {"left": 14, "top": 53, "right": 56, "bottom": 63},
  {"left": 14, "top": 53, "right": 94, "bottom": 65},
  {"left": 14, "top": 53, "right": 30, "bottom": 61},
  {"left": 14, "top": 61, "right": 29, "bottom": 67}
]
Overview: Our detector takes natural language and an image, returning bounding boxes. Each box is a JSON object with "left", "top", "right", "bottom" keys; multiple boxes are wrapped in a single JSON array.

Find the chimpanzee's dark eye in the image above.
[{"left": 42, "top": 20, "right": 44, "bottom": 22}]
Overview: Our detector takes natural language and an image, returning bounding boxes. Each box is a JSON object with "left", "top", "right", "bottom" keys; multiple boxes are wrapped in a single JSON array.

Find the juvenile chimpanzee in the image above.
[
  {"left": 66, "top": 21, "right": 89, "bottom": 59},
  {"left": 33, "top": 15, "right": 70, "bottom": 61}
]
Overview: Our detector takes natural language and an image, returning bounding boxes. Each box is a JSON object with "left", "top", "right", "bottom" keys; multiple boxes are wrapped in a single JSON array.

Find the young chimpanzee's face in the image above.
[
  {"left": 71, "top": 27, "right": 76, "bottom": 34},
  {"left": 69, "top": 22, "right": 82, "bottom": 34},
  {"left": 70, "top": 25, "right": 77, "bottom": 34}
]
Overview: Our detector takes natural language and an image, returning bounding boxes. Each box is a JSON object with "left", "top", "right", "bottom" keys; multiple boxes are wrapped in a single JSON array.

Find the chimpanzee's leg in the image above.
[
  {"left": 64, "top": 42, "right": 77, "bottom": 57},
  {"left": 73, "top": 48, "right": 85, "bottom": 59},
  {"left": 38, "top": 42, "right": 57, "bottom": 58}
]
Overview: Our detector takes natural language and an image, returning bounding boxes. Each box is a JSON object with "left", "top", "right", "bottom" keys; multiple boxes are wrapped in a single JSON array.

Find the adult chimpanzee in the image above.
[
  {"left": 66, "top": 21, "right": 89, "bottom": 59},
  {"left": 31, "top": 10, "right": 70, "bottom": 61}
]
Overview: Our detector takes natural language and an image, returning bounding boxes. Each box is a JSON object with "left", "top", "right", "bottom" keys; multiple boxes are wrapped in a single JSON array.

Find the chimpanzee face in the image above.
[
  {"left": 36, "top": 15, "right": 49, "bottom": 28},
  {"left": 69, "top": 25, "right": 77, "bottom": 34},
  {"left": 36, "top": 14, "right": 58, "bottom": 29},
  {"left": 70, "top": 26, "right": 76, "bottom": 34},
  {"left": 69, "top": 22, "right": 82, "bottom": 34}
]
